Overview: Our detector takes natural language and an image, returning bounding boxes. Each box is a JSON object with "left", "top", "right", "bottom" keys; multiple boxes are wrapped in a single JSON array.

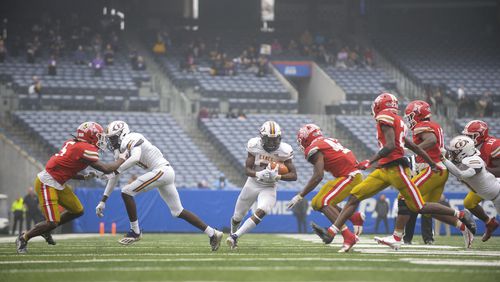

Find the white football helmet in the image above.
[
  {"left": 260, "top": 121, "right": 282, "bottom": 152},
  {"left": 105, "top": 120, "right": 130, "bottom": 150},
  {"left": 447, "top": 135, "right": 479, "bottom": 163}
]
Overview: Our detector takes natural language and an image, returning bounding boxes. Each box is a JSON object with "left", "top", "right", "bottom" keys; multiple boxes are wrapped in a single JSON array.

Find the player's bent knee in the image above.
[
  {"left": 121, "top": 188, "right": 135, "bottom": 197},
  {"left": 170, "top": 207, "right": 184, "bottom": 217},
  {"left": 47, "top": 221, "right": 58, "bottom": 229},
  {"left": 311, "top": 198, "right": 322, "bottom": 211},
  {"left": 463, "top": 198, "right": 478, "bottom": 210}
]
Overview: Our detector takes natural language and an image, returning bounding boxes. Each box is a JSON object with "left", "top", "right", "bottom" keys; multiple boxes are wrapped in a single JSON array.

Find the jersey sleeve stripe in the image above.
[
  {"left": 376, "top": 117, "right": 394, "bottom": 125},
  {"left": 127, "top": 141, "right": 134, "bottom": 151},
  {"left": 413, "top": 127, "right": 433, "bottom": 135},
  {"left": 83, "top": 150, "right": 99, "bottom": 156},
  {"left": 376, "top": 115, "right": 395, "bottom": 121},
  {"left": 491, "top": 147, "right": 500, "bottom": 158},
  {"left": 83, "top": 153, "right": 99, "bottom": 160}
]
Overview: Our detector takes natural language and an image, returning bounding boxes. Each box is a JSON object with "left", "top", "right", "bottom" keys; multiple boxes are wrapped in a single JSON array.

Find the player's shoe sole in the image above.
[
  {"left": 118, "top": 230, "right": 142, "bottom": 245},
  {"left": 482, "top": 218, "right": 499, "bottom": 242},
  {"left": 311, "top": 222, "right": 334, "bottom": 244},
  {"left": 374, "top": 236, "right": 401, "bottom": 250},
  {"left": 16, "top": 233, "right": 28, "bottom": 254},
  {"left": 339, "top": 234, "right": 359, "bottom": 253},
  {"left": 461, "top": 227, "right": 474, "bottom": 249},
  {"left": 210, "top": 230, "right": 223, "bottom": 251}
]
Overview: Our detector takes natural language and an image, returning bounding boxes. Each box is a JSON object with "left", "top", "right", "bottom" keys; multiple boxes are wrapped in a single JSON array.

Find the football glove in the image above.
[
  {"left": 100, "top": 173, "right": 115, "bottom": 181},
  {"left": 287, "top": 194, "right": 303, "bottom": 210},
  {"left": 267, "top": 164, "right": 281, "bottom": 181},
  {"left": 118, "top": 151, "right": 129, "bottom": 160},
  {"left": 96, "top": 201, "right": 105, "bottom": 218},
  {"left": 255, "top": 170, "right": 270, "bottom": 181},
  {"left": 83, "top": 171, "right": 98, "bottom": 181},
  {"left": 356, "top": 160, "right": 371, "bottom": 170}
]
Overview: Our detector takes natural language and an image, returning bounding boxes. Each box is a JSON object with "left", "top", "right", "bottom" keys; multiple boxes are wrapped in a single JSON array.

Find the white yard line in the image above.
[
  {"left": 399, "top": 258, "right": 500, "bottom": 266},
  {"left": 0, "top": 233, "right": 106, "bottom": 244}
]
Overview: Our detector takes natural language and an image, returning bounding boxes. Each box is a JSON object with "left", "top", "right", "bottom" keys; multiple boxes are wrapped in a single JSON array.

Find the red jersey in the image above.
[
  {"left": 412, "top": 120, "right": 444, "bottom": 164},
  {"left": 375, "top": 109, "right": 408, "bottom": 166},
  {"left": 304, "top": 137, "right": 358, "bottom": 177},
  {"left": 479, "top": 136, "right": 500, "bottom": 169},
  {"left": 45, "top": 140, "right": 99, "bottom": 185}
]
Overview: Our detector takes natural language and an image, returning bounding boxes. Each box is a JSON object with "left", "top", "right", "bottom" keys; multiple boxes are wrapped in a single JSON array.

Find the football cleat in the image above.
[
  {"left": 339, "top": 233, "right": 359, "bottom": 253},
  {"left": 374, "top": 235, "right": 402, "bottom": 250},
  {"left": 230, "top": 219, "right": 241, "bottom": 235},
  {"left": 118, "top": 229, "right": 142, "bottom": 245},
  {"left": 210, "top": 230, "right": 223, "bottom": 251},
  {"left": 461, "top": 227, "right": 474, "bottom": 249},
  {"left": 16, "top": 233, "right": 28, "bottom": 254},
  {"left": 350, "top": 212, "right": 365, "bottom": 236},
  {"left": 482, "top": 218, "right": 499, "bottom": 242},
  {"left": 226, "top": 234, "right": 238, "bottom": 250},
  {"left": 458, "top": 210, "right": 477, "bottom": 235},
  {"left": 41, "top": 232, "right": 56, "bottom": 245},
  {"left": 311, "top": 222, "right": 334, "bottom": 244}
]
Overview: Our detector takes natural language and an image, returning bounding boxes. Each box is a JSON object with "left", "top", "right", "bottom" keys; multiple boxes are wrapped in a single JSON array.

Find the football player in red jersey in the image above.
[
  {"left": 462, "top": 120, "right": 500, "bottom": 241},
  {"left": 315, "top": 93, "right": 476, "bottom": 252},
  {"left": 375, "top": 101, "right": 474, "bottom": 249},
  {"left": 287, "top": 124, "right": 364, "bottom": 251},
  {"left": 16, "top": 122, "right": 126, "bottom": 254}
]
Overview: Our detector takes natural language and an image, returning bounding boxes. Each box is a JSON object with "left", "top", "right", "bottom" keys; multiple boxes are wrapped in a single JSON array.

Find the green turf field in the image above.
[{"left": 1, "top": 233, "right": 499, "bottom": 282}]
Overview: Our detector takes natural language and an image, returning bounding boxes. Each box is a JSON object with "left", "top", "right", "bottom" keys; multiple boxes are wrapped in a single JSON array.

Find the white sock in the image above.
[
  {"left": 204, "top": 226, "right": 215, "bottom": 237},
  {"left": 234, "top": 218, "right": 257, "bottom": 238},
  {"left": 130, "top": 220, "right": 140, "bottom": 234}
]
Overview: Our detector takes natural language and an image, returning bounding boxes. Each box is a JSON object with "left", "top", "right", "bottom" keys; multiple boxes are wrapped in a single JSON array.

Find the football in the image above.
[{"left": 270, "top": 161, "right": 289, "bottom": 175}]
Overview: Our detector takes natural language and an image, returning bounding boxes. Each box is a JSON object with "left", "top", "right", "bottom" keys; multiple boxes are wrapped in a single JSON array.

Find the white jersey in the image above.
[
  {"left": 444, "top": 155, "right": 500, "bottom": 201},
  {"left": 120, "top": 132, "right": 169, "bottom": 171},
  {"left": 246, "top": 137, "right": 293, "bottom": 187}
]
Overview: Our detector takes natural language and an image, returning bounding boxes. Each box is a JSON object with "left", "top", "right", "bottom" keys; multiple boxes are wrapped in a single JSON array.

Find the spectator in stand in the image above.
[
  {"left": 237, "top": 110, "right": 247, "bottom": 120},
  {"left": 153, "top": 38, "right": 166, "bottom": 55},
  {"left": 271, "top": 39, "right": 282, "bottom": 55},
  {"left": 129, "top": 48, "right": 138, "bottom": 66},
  {"left": 47, "top": 55, "right": 57, "bottom": 76},
  {"left": 374, "top": 194, "right": 389, "bottom": 234},
  {"left": 336, "top": 47, "right": 348, "bottom": 68},
  {"left": 477, "top": 91, "right": 493, "bottom": 117},
  {"left": 364, "top": 47, "right": 374, "bottom": 67},
  {"left": 0, "top": 39, "right": 6, "bottom": 62},
  {"left": 133, "top": 55, "right": 146, "bottom": 71},
  {"left": 348, "top": 47, "right": 360, "bottom": 67},
  {"left": 226, "top": 108, "right": 237, "bottom": 119},
  {"left": 288, "top": 39, "right": 298, "bottom": 52},
  {"left": 256, "top": 55, "right": 269, "bottom": 77},
  {"left": 103, "top": 44, "right": 114, "bottom": 65},
  {"left": 299, "top": 30, "right": 313, "bottom": 47},
  {"left": 90, "top": 53, "right": 104, "bottom": 76},
  {"left": 74, "top": 45, "right": 86, "bottom": 65},
  {"left": 29, "top": 76, "right": 42, "bottom": 109},
  {"left": 26, "top": 45, "right": 35, "bottom": 64},
  {"left": 217, "top": 173, "right": 227, "bottom": 190},
  {"left": 316, "top": 45, "right": 332, "bottom": 64},
  {"left": 198, "top": 107, "right": 209, "bottom": 120}
]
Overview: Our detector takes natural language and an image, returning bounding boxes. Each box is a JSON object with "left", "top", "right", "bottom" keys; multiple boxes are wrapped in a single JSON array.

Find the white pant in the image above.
[
  {"left": 232, "top": 177, "right": 277, "bottom": 222},
  {"left": 121, "top": 165, "right": 184, "bottom": 217}
]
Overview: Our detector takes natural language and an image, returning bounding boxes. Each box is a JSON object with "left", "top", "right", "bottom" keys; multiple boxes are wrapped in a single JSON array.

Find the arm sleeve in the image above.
[
  {"left": 442, "top": 158, "right": 477, "bottom": 179},
  {"left": 116, "top": 146, "right": 141, "bottom": 174},
  {"left": 103, "top": 175, "right": 119, "bottom": 197}
]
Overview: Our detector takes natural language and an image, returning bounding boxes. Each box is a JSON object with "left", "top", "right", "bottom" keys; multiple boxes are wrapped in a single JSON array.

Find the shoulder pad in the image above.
[
  {"left": 279, "top": 142, "right": 294, "bottom": 159},
  {"left": 375, "top": 112, "right": 395, "bottom": 126},
  {"left": 246, "top": 137, "right": 261, "bottom": 154},
  {"left": 305, "top": 145, "right": 319, "bottom": 160},
  {"left": 413, "top": 122, "right": 435, "bottom": 135},
  {"left": 462, "top": 156, "right": 484, "bottom": 169},
  {"left": 120, "top": 133, "right": 144, "bottom": 153}
]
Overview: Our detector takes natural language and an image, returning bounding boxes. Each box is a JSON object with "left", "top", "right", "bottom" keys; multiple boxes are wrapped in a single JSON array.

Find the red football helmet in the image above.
[
  {"left": 462, "top": 120, "right": 489, "bottom": 146},
  {"left": 76, "top": 121, "right": 106, "bottom": 149},
  {"left": 372, "top": 92, "right": 399, "bottom": 116},
  {"left": 404, "top": 100, "right": 432, "bottom": 129},
  {"left": 297, "top": 124, "right": 323, "bottom": 151}
]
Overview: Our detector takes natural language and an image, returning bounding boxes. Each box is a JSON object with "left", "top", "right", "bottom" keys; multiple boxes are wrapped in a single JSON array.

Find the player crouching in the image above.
[
  {"left": 16, "top": 122, "right": 126, "bottom": 254},
  {"left": 287, "top": 124, "right": 364, "bottom": 252},
  {"left": 227, "top": 121, "right": 297, "bottom": 249}
]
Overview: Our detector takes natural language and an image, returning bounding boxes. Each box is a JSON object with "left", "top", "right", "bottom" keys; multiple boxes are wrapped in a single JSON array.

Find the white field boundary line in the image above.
[
  {"left": 2, "top": 266, "right": 500, "bottom": 274},
  {"left": 280, "top": 234, "right": 500, "bottom": 257},
  {"left": 399, "top": 258, "right": 500, "bottom": 266},
  {"left": 0, "top": 234, "right": 107, "bottom": 244}
]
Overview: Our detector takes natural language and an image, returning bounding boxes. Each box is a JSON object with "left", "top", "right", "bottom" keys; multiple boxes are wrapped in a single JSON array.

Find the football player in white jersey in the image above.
[
  {"left": 95, "top": 121, "right": 223, "bottom": 251},
  {"left": 442, "top": 135, "right": 500, "bottom": 215},
  {"left": 226, "top": 121, "right": 297, "bottom": 249}
]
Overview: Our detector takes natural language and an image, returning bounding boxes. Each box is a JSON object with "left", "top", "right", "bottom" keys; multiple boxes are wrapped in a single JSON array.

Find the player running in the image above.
[
  {"left": 287, "top": 124, "right": 364, "bottom": 252},
  {"left": 95, "top": 121, "right": 223, "bottom": 251},
  {"left": 312, "top": 93, "right": 476, "bottom": 252},
  {"left": 442, "top": 135, "right": 500, "bottom": 220},
  {"left": 226, "top": 121, "right": 297, "bottom": 249},
  {"left": 375, "top": 101, "right": 474, "bottom": 249},
  {"left": 16, "top": 122, "right": 126, "bottom": 254},
  {"left": 461, "top": 120, "right": 499, "bottom": 241}
]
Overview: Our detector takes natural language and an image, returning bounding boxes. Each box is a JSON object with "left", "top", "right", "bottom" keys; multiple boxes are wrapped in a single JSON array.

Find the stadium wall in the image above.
[
  {"left": 301, "top": 63, "right": 345, "bottom": 114},
  {"left": 0, "top": 133, "right": 43, "bottom": 201},
  {"left": 73, "top": 188, "right": 499, "bottom": 236}
]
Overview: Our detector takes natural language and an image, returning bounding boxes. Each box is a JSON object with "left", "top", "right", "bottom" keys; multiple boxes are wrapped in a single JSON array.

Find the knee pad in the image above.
[{"left": 398, "top": 199, "right": 412, "bottom": 216}]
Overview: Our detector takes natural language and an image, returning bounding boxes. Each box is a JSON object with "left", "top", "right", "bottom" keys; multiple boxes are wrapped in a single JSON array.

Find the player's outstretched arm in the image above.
[
  {"left": 442, "top": 158, "right": 477, "bottom": 179},
  {"left": 280, "top": 159, "right": 297, "bottom": 181},
  {"left": 89, "top": 158, "right": 125, "bottom": 174},
  {"left": 405, "top": 137, "right": 437, "bottom": 169},
  {"left": 298, "top": 151, "right": 324, "bottom": 197}
]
